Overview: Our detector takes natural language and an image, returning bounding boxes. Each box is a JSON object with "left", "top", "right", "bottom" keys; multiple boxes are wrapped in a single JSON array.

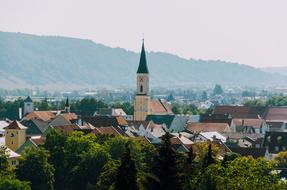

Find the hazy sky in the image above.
[{"left": 1, "top": 0, "right": 287, "bottom": 68}]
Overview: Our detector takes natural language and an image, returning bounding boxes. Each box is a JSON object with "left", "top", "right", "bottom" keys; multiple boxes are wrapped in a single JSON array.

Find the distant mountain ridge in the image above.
[
  {"left": 0, "top": 31, "right": 285, "bottom": 90},
  {"left": 261, "top": 67, "right": 287, "bottom": 76}
]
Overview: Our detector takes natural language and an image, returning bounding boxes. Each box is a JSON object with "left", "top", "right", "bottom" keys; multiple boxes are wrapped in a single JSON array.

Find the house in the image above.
[
  {"left": 214, "top": 105, "right": 265, "bottom": 119},
  {"left": 223, "top": 133, "right": 263, "bottom": 148},
  {"left": 199, "top": 132, "right": 227, "bottom": 142},
  {"left": 23, "top": 111, "right": 56, "bottom": 122},
  {"left": 262, "top": 131, "right": 287, "bottom": 154},
  {"left": 21, "top": 119, "right": 49, "bottom": 137},
  {"left": 137, "top": 121, "right": 166, "bottom": 143},
  {"left": 264, "top": 107, "right": 287, "bottom": 121},
  {"left": 230, "top": 118, "right": 268, "bottom": 134},
  {"left": 186, "top": 122, "right": 231, "bottom": 133},
  {"left": 16, "top": 136, "right": 45, "bottom": 154},
  {"left": 229, "top": 147, "right": 269, "bottom": 159},
  {"left": 92, "top": 126, "right": 128, "bottom": 137},
  {"left": 97, "top": 108, "right": 127, "bottom": 117},
  {"left": 266, "top": 121, "right": 287, "bottom": 132},
  {"left": 145, "top": 114, "right": 190, "bottom": 132},
  {"left": 82, "top": 115, "right": 128, "bottom": 128},
  {"left": 6, "top": 147, "right": 21, "bottom": 167},
  {"left": 200, "top": 113, "right": 232, "bottom": 125},
  {"left": 0, "top": 120, "right": 10, "bottom": 146}
]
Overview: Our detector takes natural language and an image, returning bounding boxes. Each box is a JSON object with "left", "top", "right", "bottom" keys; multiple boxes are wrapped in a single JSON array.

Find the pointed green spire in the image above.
[
  {"left": 137, "top": 40, "right": 149, "bottom": 74},
  {"left": 65, "top": 97, "right": 69, "bottom": 107}
]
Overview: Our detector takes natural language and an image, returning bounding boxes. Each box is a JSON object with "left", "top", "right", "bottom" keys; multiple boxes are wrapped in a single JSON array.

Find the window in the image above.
[
  {"left": 277, "top": 136, "right": 282, "bottom": 143},
  {"left": 12, "top": 160, "right": 17, "bottom": 165},
  {"left": 275, "top": 146, "right": 279, "bottom": 151},
  {"left": 140, "top": 85, "right": 143, "bottom": 93},
  {"left": 11, "top": 141, "right": 13, "bottom": 144}
]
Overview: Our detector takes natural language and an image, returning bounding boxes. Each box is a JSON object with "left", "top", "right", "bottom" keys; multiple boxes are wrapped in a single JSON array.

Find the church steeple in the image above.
[
  {"left": 134, "top": 40, "right": 150, "bottom": 121},
  {"left": 65, "top": 97, "right": 70, "bottom": 113},
  {"left": 137, "top": 40, "right": 149, "bottom": 74}
]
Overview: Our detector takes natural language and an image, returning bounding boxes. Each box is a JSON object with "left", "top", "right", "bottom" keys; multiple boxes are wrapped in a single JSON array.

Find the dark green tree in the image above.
[
  {"left": 0, "top": 178, "right": 31, "bottom": 190},
  {"left": 44, "top": 130, "right": 68, "bottom": 190},
  {"left": 202, "top": 144, "right": 215, "bottom": 169},
  {"left": 114, "top": 143, "right": 138, "bottom": 190},
  {"left": 16, "top": 147, "right": 55, "bottom": 190},
  {"left": 213, "top": 84, "right": 223, "bottom": 95},
  {"left": 153, "top": 132, "right": 181, "bottom": 190}
]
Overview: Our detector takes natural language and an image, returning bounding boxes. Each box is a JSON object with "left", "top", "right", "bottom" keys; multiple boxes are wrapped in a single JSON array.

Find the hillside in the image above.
[
  {"left": 261, "top": 67, "right": 287, "bottom": 76},
  {"left": 0, "top": 31, "right": 285, "bottom": 90}
]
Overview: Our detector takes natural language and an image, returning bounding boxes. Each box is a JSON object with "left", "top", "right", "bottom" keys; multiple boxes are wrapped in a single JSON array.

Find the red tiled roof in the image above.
[
  {"left": 149, "top": 100, "right": 173, "bottom": 115},
  {"left": 186, "top": 122, "right": 230, "bottom": 133},
  {"left": 214, "top": 106, "right": 264, "bottom": 119},
  {"left": 61, "top": 113, "right": 77, "bottom": 121},
  {"left": 92, "top": 127, "right": 122, "bottom": 136},
  {"left": 52, "top": 124, "right": 80, "bottom": 134},
  {"left": 232, "top": 118, "right": 264, "bottom": 128},
  {"left": 264, "top": 107, "right": 287, "bottom": 121},
  {"left": 25, "top": 111, "right": 56, "bottom": 122}
]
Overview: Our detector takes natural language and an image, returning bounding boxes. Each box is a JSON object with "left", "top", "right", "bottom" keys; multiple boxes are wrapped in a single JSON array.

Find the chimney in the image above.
[{"left": 18, "top": 107, "right": 22, "bottom": 119}]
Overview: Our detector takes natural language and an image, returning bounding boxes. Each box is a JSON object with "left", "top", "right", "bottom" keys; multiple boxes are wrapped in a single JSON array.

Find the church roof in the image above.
[
  {"left": 137, "top": 41, "right": 149, "bottom": 74},
  {"left": 24, "top": 96, "right": 33, "bottom": 103},
  {"left": 4, "top": 120, "right": 27, "bottom": 130}
]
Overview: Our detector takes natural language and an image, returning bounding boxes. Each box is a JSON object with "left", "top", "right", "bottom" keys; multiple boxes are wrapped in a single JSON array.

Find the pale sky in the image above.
[{"left": 1, "top": 0, "right": 287, "bottom": 68}]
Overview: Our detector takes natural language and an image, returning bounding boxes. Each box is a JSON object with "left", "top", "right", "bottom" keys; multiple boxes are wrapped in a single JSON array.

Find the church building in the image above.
[{"left": 134, "top": 40, "right": 173, "bottom": 121}]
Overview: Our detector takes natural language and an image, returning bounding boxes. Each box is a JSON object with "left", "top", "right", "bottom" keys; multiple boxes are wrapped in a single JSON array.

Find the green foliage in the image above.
[
  {"left": 213, "top": 84, "right": 223, "bottom": 95},
  {"left": 273, "top": 151, "right": 287, "bottom": 168},
  {"left": 111, "top": 101, "right": 134, "bottom": 115},
  {"left": 16, "top": 147, "right": 55, "bottom": 190},
  {"left": 153, "top": 132, "right": 181, "bottom": 190},
  {"left": 114, "top": 143, "right": 138, "bottom": 190},
  {"left": 71, "top": 97, "right": 108, "bottom": 115},
  {"left": 96, "top": 160, "right": 120, "bottom": 190},
  {"left": 242, "top": 90, "right": 256, "bottom": 97},
  {"left": 0, "top": 177, "right": 31, "bottom": 190},
  {"left": 0, "top": 98, "right": 23, "bottom": 120},
  {"left": 212, "top": 157, "right": 286, "bottom": 190},
  {"left": 202, "top": 144, "right": 215, "bottom": 169},
  {"left": 0, "top": 146, "right": 11, "bottom": 177}
]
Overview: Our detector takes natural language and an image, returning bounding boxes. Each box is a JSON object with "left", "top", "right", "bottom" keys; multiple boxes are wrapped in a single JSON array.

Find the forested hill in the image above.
[{"left": 0, "top": 31, "right": 285, "bottom": 90}]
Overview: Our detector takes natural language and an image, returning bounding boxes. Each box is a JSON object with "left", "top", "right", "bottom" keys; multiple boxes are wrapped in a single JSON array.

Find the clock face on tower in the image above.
[
  {"left": 10, "top": 132, "right": 15, "bottom": 138},
  {"left": 139, "top": 76, "right": 144, "bottom": 82}
]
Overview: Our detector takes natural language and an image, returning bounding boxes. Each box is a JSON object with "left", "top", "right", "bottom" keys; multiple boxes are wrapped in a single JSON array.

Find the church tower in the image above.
[
  {"left": 23, "top": 96, "right": 34, "bottom": 116},
  {"left": 134, "top": 40, "right": 150, "bottom": 121},
  {"left": 4, "top": 121, "right": 27, "bottom": 151},
  {"left": 65, "top": 97, "right": 70, "bottom": 113}
]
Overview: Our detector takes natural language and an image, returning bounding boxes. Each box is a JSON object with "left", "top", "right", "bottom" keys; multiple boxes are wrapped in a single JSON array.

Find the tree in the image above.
[
  {"left": 202, "top": 144, "right": 215, "bottom": 169},
  {"left": 114, "top": 143, "right": 138, "bottom": 190},
  {"left": 44, "top": 130, "right": 68, "bottom": 190},
  {"left": 16, "top": 147, "right": 55, "bottom": 190},
  {"left": 213, "top": 84, "right": 223, "bottom": 95},
  {"left": 153, "top": 132, "right": 181, "bottom": 190},
  {"left": 0, "top": 178, "right": 31, "bottom": 190},
  {"left": 71, "top": 144, "right": 110, "bottom": 190},
  {"left": 201, "top": 91, "right": 208, "bottom": 101},
  {"left": 273, "top": 151, "right": 287, "bottom": 168},
  {"left": 0, "top": 146, "right": 10, "bottom": 177}
]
